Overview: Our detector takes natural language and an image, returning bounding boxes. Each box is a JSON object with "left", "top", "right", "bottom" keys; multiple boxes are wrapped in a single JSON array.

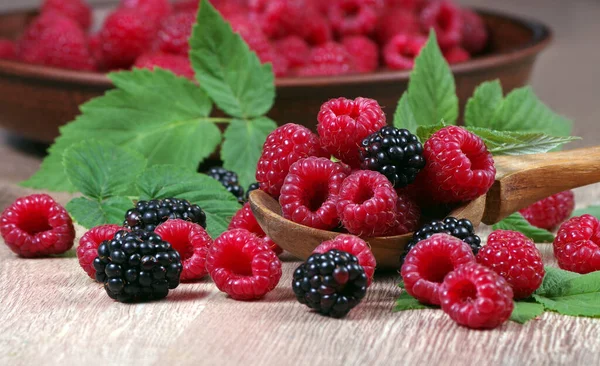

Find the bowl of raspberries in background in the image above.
[{"left": 0, "top": 0, "right": 550, "bottom": 143}]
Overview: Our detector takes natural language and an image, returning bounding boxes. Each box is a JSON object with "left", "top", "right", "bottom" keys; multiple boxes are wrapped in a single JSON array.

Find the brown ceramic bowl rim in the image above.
[{"left": 0, "top": 8, "right": 552, "bottom": 88}]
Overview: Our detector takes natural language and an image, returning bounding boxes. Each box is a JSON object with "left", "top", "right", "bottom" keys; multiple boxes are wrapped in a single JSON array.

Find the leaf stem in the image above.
[{"left": 206, "top": 117, "right": 232, "bottom": 124}]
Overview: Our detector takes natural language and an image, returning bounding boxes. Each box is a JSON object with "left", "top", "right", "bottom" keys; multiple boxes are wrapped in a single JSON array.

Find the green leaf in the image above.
[
  {"left": 415, "top": 121, "right": 447, "bottom": 142},
  {"left": 221, "top": 117, "right": 277, "bottom": 188},
  {"left": 393, "top": 93, "right": 419, "bottom": 132},
  {"left": 393, "top": 291, "right": 437, "bottom": 311},
  {"left": 66, "top": 196, "right": 133, "bottom": 229},
  {"left": 464, "top": 80, "right": 503, "bottom": 128},
  {"left": 533, "top": 271, "right": 600, "bottom": 317},
  {"left": 466, "top": 127, "right": 580, "bottom": 155},
  {"left": 493, "top": 213, "right": 555, "bottom": 242},
  {"left": 535, "top": 267, "right": 580, "bottom": 297},
  {"left": 572, "top": 206, "right": 600, "bottom": 219},
  {"left": 190, "top": 0, "right": 275, "bottom": 119},
  {"left": 408, "top": 31, "right": 458, "bottom": 125},
  {"left": 63, "top": 141, "right": 146, "bottom": 200},
  {"left": 510, "top": 301, "right": 544, "bottom": 324}
]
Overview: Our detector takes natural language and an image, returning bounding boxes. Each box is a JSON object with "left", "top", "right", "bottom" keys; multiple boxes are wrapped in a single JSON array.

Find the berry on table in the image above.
[
  {"left": 41, "top": 0, "right": 92, "bottom": 30},
  {"left": 383, "top": 33, "right": 427, "bottom": 70},
  {"left": 553, "top": 214, "right": 600, "bottom": 274},
  {"left": 123, "top": 198, "right": 206, "bottom": 232},
  {"left": 206, "top": 167, "right": 245, "bottom": 203},
  {"left": 341, "top": 35, "right": 379, "bottom": 73},
  {"left": 519, "top": 190, "right": 575, "bottom": 230},
  {"left": 313, "top": 234, "right": 376, "bottom": 286},
  {"left": 0, "top": 39, "right": 17, "bottom": 60},
  {"left": 328, "top": 0, "right": 382, "bottom": 37},
  {"left": 297, "top": 42, "right": 356, "bottom": 77},
  {"left": 77, "top": 224, "right": 123, "bottom": 280},
  {"left": 460, "top": 9, "right": 488, "bottom": 55},
  {"left": 134, "top": 52, "right": 195, "bottom": 79},
  {"left": 154, "top": 11, "right": 196, "bottom": 56},
  {"left": 228, "top": 202, "right": 283, "bottom": 255},
  {"left": 419, "top": 0, "right": 463, "bottom": 50}
]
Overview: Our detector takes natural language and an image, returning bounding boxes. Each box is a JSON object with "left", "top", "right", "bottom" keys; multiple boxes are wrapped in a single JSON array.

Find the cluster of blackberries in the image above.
[{"left": 124, "top": 198, "right": 206, "bottom": 232}]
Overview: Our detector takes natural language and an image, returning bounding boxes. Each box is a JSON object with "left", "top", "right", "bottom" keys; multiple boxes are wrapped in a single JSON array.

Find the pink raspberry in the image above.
[
  {"left": 228, "top": 202, "right": 283, "bottom": 255},
  {"left": 279, "top": 157, "right": 351, "bottom": 230},
  {"left": 328, "top": 0, "right": 383, "bottom": 37},
  {"left": 420, "top": 0, "right": 463, "bottom": 50},
  {"left": 275, "top": 36, "right": 310, "bottom": 68},
  {"left": 386, "top": 192, "right": 421, "bottom": 235},
  {"left": 383, "top": 33, "right": 427, "bottom": 70},
  {"left": 519, "top": 190, "right": 575, "bottom": 230},
  {"left": 317, "top": 97, "right": 386, "bottom": 167},
  {"left": 248, "top": 0, "right": 308, "bottom": 39},
  {"left": 303, "top": 12, "right": 333, "bottom": 45},
  {"left": 553, "top": 214, "right": 600, "bottom": 274},
  {"left": 41, "top": 0, "right": 92, "bottom": 30},
  {"left": 120, "top": 0, "right": 172, "bottom": 25},
  {"left": 297, "top": 42, "right": 356, "bottom": 77},
  {"left": 443, "top": 46, "right": 470, "bottom": 64},
  {"left": 77, "top": 224, "right": 123, "bottom": 280},
  {"left": 336, "top": 170, "right": 398, "bottom": 237},
  {"left": 134, "top": 52, "right": 194, "bottom": 79},
  {"left": 476, "top": 230, "right": 545, "bottom": 299},
  {"left": 461, "top": 9, "right": 488, "bottom": 55},
  {"left": 401, "top": 233, "right": 476, "bottom": 305},
  {"left": 342, "top": 36, "right": 379, "bottom": 73},
  {"left": 256, "top": 123, "right": 328, "bottom": 198},
  {"left": 0, "top": 40, "right": 17, "bottom": 60},
  {"left": 154, "top": 11, "right": 196, "bottom": 56},
  {"left": 375, "top": 6, "right": 420, "bottom": 45}
]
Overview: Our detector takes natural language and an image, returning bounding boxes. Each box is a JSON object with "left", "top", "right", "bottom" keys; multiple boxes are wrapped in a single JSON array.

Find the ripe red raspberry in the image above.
[
  {"left": 313, "top": 234, "right": 377, "bottom": 286},
  {"left": 476, "top": 230, "right": 544, "bottom": 299},
  {"left": 386, "top": 192, "right": 421, "bottom": 235},
  {"left": 461, "top": 9, "right": 488, "bottom": 55},
  {"left": 440, "top": 263, "right": 514, "bottom": 329},
  {"left": 297, "top": 42, "right": 356, "bottom": 77},
  {"left": 303, "top": 12, "right": 333, "bottom": 45},
  {"left": 206, "top": 229, "right": 282, "bottom": 300},
  {"left": 383, "top": 33, "right": 426, "bottom": 70},
  {"left": 420, "top": 0, "right": 463, "bottom": 50},
  {"left": 275, "top": 36, "right": 310, "bottom": 68},
  {"left": 280, "top": 157, "right": 351, "bottom": 230},
  {"left": 256, "top": 123, "right": 328, "bottom": 198},
  {"left": 0, "top": 40, "right": 17, "bottom": 60},
  {"left": 77, "top": 224, "right": 123, "bottom": 280},
  {"left": 341, "top": 36, "right": 379, "bottom": 73},
  {"left": 134, "top": 52, "right": 194, "bottom": 79},
  {"left": 154, "top": 11, "right": 195, "bottom": 56},
  {"left": 0, "top": 194, "right": 76, "bottom": 258},
  {"left": 401, "top": 233, "right": 476, "bottom": 305},
  {"left": 317, "top": 97, "right": 386, "bottom": 167},
  {"left": 41, "top": 0, "right": 91, "bottom": 30},
  {"left": 173, "top": 0, "right": 199, "bottom": 13},
  {"left": 248, "top": 0, "right": 308, "bottom": 39},
  {"left": 375, "top": 6, "right": 420, "bottom": 44},
  {"left": 228, "top": 202, "right": 283, "bottom": 255},
  {"left": 336, "top": 170, "right": 398, "bottom": 237},
  {"left": 155, "top": 219, "right": 213, "bottom": 281},
  {"left": 443, "top": 46, "right": 470, "bottom": 64},
  {"left": 519, "top": 190, "right": 575, "bottom": 230},
  {"left": 420, "top": 126, "right": 496, "bottom": 204},
  {"left": 384, "top": 0, "right": 429, "bottom": 12},
  {"left": 553, "top": 214, "right": 600, "bottom": 274},
  {"left": 120, "top": 0, "right": 172, "bottom": 25},
  {"left": 328, "top": 0, "right": 383, "bottom": 37}
]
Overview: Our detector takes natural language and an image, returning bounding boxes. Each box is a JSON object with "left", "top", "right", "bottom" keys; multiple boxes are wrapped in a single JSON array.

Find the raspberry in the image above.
[
  {"left": 248, "top": 0, "right": 308, "bottom": 39},
  {"left": 0, "top": 40, "right": 17, "bottom": 60},
  {"left": 228, "top": 202, "right": 283, "bottom": 255},
  {"left": 440, "top": 263, "right": 514, "bottom": 329},
  {"left": 298, "top": 42, "right": 356, "bottom": 77},
  {"left": 41, "top": 0, "right": 91, "bottom": 30},
  {"left": 341, "top": 36, "right": 379, "bottom": 73},
  {"left": 94, "top": 230, "right": 182, "bottom": 302},
  {"left": 256, "top": 123, "right": 328, "bottom": 198},
  {"left": 400, "top": 233, "right": 476, "bottom": 305},
  {"left": 124, "top": 198, "right": 206, "bottom": 232},
  {"left": 279, "top": 157, "right": 350, "bottom": 230},
  {"left": 245, "top": 182, "right": 260, "bottom": 202},
  {"left": 375, "top": 7, "right": 420, "bottom": 45},
  {"left": 154, "top": 11, "right": 195, "bottom": 56},
  {"left": 313, "top": 234, "right": 376, "bottom": 286},
  {"left": 386, "top": 191, "right": 421, "bottom": 235},
  {"left": 293, "top": 249, "right": 368, "bottom": 317},
  {"left": 303, "top": 12, "right": 333, "bottom": 45},
  {"left": 384, "top": 0, "right": 429, "bottom": 12},
  {"left": 328, "top": 0, "right": 382, "bottom": 37},
  {"left": 336, "top": 170, "right": 398, "bottom": 237},
  {"left": 134, "top": 53, "right": 194, "bottom": 79},
  {"left": 275, "top": 36, "right": 310, "bottom": 68},
  {"left": 77, "top": 224, "right": 123, "bottom": 280},
  {"left": 206, "top": 229, "right": 282, "bottom": 300},
  {"left": 155, "top": 219, "right": 212, "bottom": 281},
  {"left": 173, "top": 0, "right": 199, "bottom": 13},
  {"left": 0, "top": 194, "right": 75, "bottom": 258},
  {"left": 553, "top": 214, "right": 600, "bottom": 274},
  {"left": 443, "top": 46, "right": 470, "bottom": 64},
  {"left": 317, "top": 97, "right": 386, "bottom": 167},
  {"left": 461, "top": 9, "right": 488, "bottom": 55},
  {"left": 419, "top": 126, "right": 496, "bottom": 204},
  {"left": 383, "top": 33, "right": 426, "bottom": 70},
  {"left": 420, "top": 0, "right": 463, "bottom": 50},
  {"left": 206, "top": 166, "right": 245, "bottom": 203},
  {"left": 519, "top": 190, "right": 575, "bottom": 230},
  {"left": 120, "top": 0, "right": 172, "bottom": 25}
]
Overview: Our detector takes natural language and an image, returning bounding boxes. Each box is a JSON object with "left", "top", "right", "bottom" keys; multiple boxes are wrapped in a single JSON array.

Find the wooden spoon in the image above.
[{"left": 250, "top": 147, "right": 600, "bottom": 269}]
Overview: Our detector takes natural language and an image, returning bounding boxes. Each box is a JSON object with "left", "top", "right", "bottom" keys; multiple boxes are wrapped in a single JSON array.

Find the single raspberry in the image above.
[
  {"left": 293, "top": 249, "right": 368, "bottom": 317},
  {"left": 443, "top": 46, "right": 471, "bottom": 64},
  {"left": 0, "top": 194, "right": 76, "bottom": 258},
  {"left": 228, "top": 202, "right": 283, "bottom": 255},
  {"left": 124, "top": 198, "right": 206, "bottom": 232},
  {"left": 419, "top": 126, "right": 496, "bottom": 204},
  {"left": 317, "top": 97, "right": 386, "bottom": 167},
  {"left": 279, "top": 157, "right": 350, "bottom": 230},
  {"left": 303, "top": 12, "right": 333, "bottom": 45},
  {"left": 206, "top": 166, "right": 245, "bottom": 203},
  {"left": 206, "top": 229, "right": 282, "bottom": 300},
  {"left": 248, "top": 0, "right": 308, "bottom": 39},
  {"left": 297, "top": 42, "right": 356, "bottom": 77},
  {"left": 256, "top": 123, "right": 328, "bottom": 198},
  {"left": 313, "top": 234, "right": 376, "bottom": 286},
  {"left": 440, "top": 263, "right": 514, "bottom": 329},
  {"left": 154, "top": 11, "right": 195, "bottom": 56},
  {"left": 386, "top": 192, "right": 421, "bottom": 236},
  {"left": 0, "top": 39, "right": 17, "bottom": 60},
  {"left": 155, "top": 219, "right": 212, "bottom": 281},
  {"left": 245, "top": 182, "right": 260, "bottom": 202},
  {"left": 420, "top": 0, "right": 463, "bottom": 50},
  {"left": 173, "top": 0, "right": 200, "bottom": 13},
  {"left": 519, "top": 190, "right": 575, "bottom": 230},
  {"left": 77, "top": 224, "right": 123, "bottom": 280},
  {"left": 41, "top": 0, "right": 91, "bottom": 30},
  {"left": 553, "top": 214, "right": 600, "bottom": 274},
  {"left": 336, "top": 170, "right": 398, "bottom": 237},
  {"left": 400, "top": 233, "right": 476, "bottom": 305},
  {"left": 120, "top": 0, "right": 172, "bottom": 25},
  {"left": 375, "top": 6, "right": 420, "bottom": 45},
  {"left": 341, "top": 36, "right": 379, "bottom": 73},
  {"left": 383, "top": 33, "right": 427, "bottom": 70},
  {"left": 461, "top": 9, "right": 488, "bottom": 55},
  {"left": 134, "top": 53, "right": 195, "bottom": 79},
  {"left": 275, "top": 36, "right": 310, "bottom": 68},
  {"left": 328, "top": 0, "right": 382, "bottom": 37}
]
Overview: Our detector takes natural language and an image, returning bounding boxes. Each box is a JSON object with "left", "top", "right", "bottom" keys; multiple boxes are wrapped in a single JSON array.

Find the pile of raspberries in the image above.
[{"left": 0, "top": 0, "right": 488, "bottom": 77}]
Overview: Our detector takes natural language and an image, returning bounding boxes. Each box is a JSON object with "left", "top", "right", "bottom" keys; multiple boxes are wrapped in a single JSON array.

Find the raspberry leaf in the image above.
[
  {"left": 190, "top": 0, "right": 275, "bottom": 119},
  {"left": 393, "top": 93, "right": 419, "bottom": 133},
  {"left": 535, "top": 267, "right": 580, "bottom": 297},
  {"left": 510, "top": 301, "right": 545, "bottom": 324},
  {"left": 415, "top": 121, "right": 446, "bottom": 142},
  {"left": 466, "top": 128, "right": 580, "bottom": 155},
  {"left": 464, "top": 80, "right": 503, "bottom": 127},
  {"left": 66, "top": 196, "right": 133, "bottom": 229},
  {"left": 572, "top": 206, "right": 600, "bottom": 219},
  {"left": 394, "top": 290, "right": 437, "bottom": 311},
  {"left": 492, "top": 213, "right": 555, "bottom": 243},
  {"left": 532, "top": 271, "right": 600, "bottom": 317}
]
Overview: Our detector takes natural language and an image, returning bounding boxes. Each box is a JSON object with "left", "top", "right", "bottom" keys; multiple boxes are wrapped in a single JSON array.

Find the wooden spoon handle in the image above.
[{"left": 482, "top": 146, "right": 600, "bottom": 224}]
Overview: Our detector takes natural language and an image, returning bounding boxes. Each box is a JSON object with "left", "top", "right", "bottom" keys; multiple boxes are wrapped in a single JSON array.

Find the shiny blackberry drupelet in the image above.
[
  {"left": 93, "top": 230, "right": 183, "bottom": 302},
  {"left": 124, "top": 198, "right": 206, "bottom": 232},
  {"left": 206, "top": 167, "right": 245, "bottom": 203},
  {"left": 359, "top": 126, "right": 426, "bottom": 187},
  {"left": 401, "top": 217, "right": 481, "bottom": 263},
  {"left": 292, "top": 250, "right": 368, "bottom": 318},
  {"left": 245, "top": 182, "right": 260, "bottom": 202}
]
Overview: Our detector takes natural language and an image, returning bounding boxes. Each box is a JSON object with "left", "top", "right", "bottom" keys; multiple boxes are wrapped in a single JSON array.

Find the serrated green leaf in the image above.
[
  {"left": 393, "top": 93, "right": 419, "bottom": 132},
  {"left": 415, "top": 121, "right": 447, "bottom": 142},
  {"left": 532, "top": 271, "right": 600, "bottom": 317},
  {"left": 393, "top": 291, "right": 437, "bottom": 311},
  {"left": 510, "top": 301, "right": 544, "bottom": 324},
  {"left": 572, "top": 206, "right": 600, "bottom": 220},
  {"left": 492, "top": 213, "right": 555, "bottom": 242},
  {"left": 466, "top": 127, "right": 580, "bottom": 155},
  {"left": 408, "top": 31, "right": 458, "bottom": 125},
  {"left": 190, "top": 0, "right": 275, "bottom": 119},
  {"left": 535, "top": 267, "right": 580, "bottom": 297},
  {"left": 221, "top": 117, "right": 277, "bottom": 188},
  {"left": 464, "top": 80, "right": 503, "bottom": 128},
  {"left": 66, "top": 196, "right": 133, "bottom": 229}
]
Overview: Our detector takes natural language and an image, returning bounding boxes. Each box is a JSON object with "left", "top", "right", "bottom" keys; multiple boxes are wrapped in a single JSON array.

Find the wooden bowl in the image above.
[{"left": 0, "top": 9, "right": 551, "bottom": 143}]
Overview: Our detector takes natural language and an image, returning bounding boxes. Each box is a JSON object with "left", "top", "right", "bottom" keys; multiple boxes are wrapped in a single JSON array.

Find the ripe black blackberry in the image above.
[
  {"left": 124, "top": 198, "right": 206, "bottom": 232},
  {"left": 359, "top": 126, "right": 426, "bottom": 187},
  {"left": 93, "top": 230, "right": 182, "bottom": 302},
  {"left": 292, "top": 250, "right": 368, "bottom": 318},
  {"left": 244, "top": 182, "right": 260, "bottom": 201},
  {"left": 206, "top": 167, "right": 245, "bottom": 203}
]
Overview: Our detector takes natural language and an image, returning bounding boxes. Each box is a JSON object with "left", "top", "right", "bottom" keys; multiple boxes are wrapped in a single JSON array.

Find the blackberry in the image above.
[
  {"left": 206, "top": 167, "right": 245, "bottom": 203},
  {"left": 124, "top": 198, "right": 206, "bottom": 232},
  {"left": 359, "top": 126, "right": 426, "bottom": 187},
  {"left": 93, "top": 230, "right": 183, "bottom": 302},
  {"left": 245, "top": 182, "right": 260, "bottom": 202},
  {"left": 292, "top": 249, "right": 368, "bottom": 318}
]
